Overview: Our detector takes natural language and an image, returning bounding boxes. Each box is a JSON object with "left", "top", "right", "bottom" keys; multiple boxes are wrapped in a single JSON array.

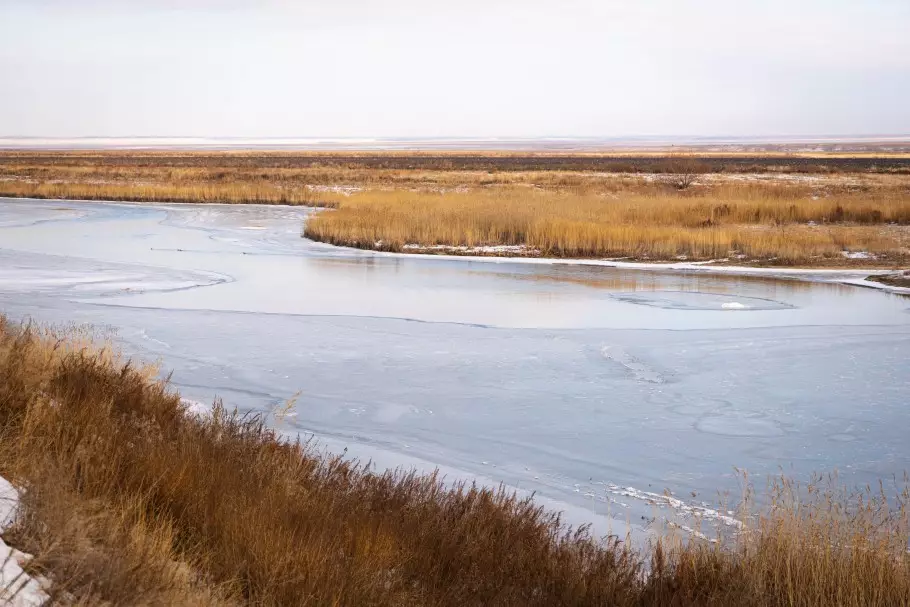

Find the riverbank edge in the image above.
[
  {"left": 3, "top": 318, "right": 910, "bottom": 605},
  {"left": 354, "top": 246, "right": 910, "bottom": 295},
  {"left": 3, "top": 195, "right": 908, "bottom": 293}
]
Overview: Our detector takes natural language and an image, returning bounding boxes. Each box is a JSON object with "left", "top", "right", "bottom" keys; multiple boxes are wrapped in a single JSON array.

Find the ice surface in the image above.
[{"left": 1, "top": 198, "right": 908, "bottom": 543}]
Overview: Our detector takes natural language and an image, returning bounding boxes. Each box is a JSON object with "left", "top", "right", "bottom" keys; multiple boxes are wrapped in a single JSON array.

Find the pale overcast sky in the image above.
[{"left": 1, "top": 0, "right": 908, "bottom": 138}]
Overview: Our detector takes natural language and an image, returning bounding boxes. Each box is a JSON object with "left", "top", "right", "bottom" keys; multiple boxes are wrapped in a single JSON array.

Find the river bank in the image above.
[{"left": 2, "top": 318, "right": 908, "bottom": 605}]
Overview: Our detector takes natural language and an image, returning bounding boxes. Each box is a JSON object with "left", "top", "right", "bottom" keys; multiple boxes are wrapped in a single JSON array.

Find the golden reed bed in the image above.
[{"left": 2, "top": 151, "right": 909, "bottom": 266}]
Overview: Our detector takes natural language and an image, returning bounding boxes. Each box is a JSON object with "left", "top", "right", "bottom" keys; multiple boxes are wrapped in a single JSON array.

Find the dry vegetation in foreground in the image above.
[
  {"left": 1, "top": 318, "right": 910, "bottom": 606},
  {"left": 2, "top": 151, "right": 910, "bottom": 266}
]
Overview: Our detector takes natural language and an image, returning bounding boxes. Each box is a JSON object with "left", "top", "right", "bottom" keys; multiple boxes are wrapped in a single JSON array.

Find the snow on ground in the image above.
[
  {"left": 305, "top": 184, "right": 362, "bottom": 196},
  {"left": 181, "top": 398, "right": 212, "bottom": 418},
  {"left": 0, "top": 477, "right": 49, "bottom": 606},
  {"left": 841, "top": 250, "right": 877, "bottom": 260},
  {"left": 401, "top": 243, "right": 540, "bottom": 255}
]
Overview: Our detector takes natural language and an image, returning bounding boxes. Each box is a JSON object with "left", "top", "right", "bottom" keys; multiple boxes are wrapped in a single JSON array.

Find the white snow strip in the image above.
[
  {"left": 666, "top": 522, "right": 717, "bottom": 543},
  {"left": 401, "top": 243, "right": 540, "bottom": 255},
  {"left": 181, "top": 398, "right": 212, "bottom": 418},
  {"left": 841, "top": 250, "right": 877, "bottom": 260},
  {"left": 568, "top": 478, "right": 743, "bottom": 542},
  {"left": 607, "top": 483, "right": 743, "bottom": 530},
  {"left": 0, "top": 477, "right": 50, "bottom": 606},
  {"left": 305, "top": 184, "right": 363, "bottom": 195}
]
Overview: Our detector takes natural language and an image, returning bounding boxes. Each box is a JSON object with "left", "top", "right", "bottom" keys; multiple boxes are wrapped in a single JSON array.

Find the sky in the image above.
[{"left": 1, "top": 0, "right": 908, "bottom": 139}]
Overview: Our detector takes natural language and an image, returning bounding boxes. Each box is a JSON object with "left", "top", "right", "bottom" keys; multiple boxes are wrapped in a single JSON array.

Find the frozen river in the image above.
[{"left": 1, "top": 199, "right": 908, "bottom": 541}]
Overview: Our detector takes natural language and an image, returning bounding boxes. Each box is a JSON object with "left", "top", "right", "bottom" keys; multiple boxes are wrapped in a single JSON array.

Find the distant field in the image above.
[
  {"left": 3, "top": 149, "right": 910, "bottom": 173},
  {"left": 2, "top": 151, "right": 909, "bottom": 267}
]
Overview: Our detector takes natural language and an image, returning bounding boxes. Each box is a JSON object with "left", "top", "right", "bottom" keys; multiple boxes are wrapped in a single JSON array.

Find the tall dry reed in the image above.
[{"left": 304, "top": 188, "right": 910, "bottom": 264}]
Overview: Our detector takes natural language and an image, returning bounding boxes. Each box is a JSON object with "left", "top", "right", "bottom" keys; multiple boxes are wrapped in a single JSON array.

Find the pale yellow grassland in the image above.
[{"left": 305, "top": 187, "right": 910, "bottom": 264}]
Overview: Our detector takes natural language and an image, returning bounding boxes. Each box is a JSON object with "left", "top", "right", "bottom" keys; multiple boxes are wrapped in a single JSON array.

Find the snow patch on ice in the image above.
[
  {"left": 181, "top": 398, "right": 211, "bottom": 418},
  {"left": 138, "top": 329, "right": 171, "bottom": 349},
  {"left": 571, "top": 478, "right": 743, "bottom": 542},
  {"left": 666, "top": 522, "right": 716, "bottom": 543},
  {"left": 0, "top": 477, "right": 50, "bottom": 605},
  {"left": 607, "top": 483, "right": 743, "bottom": 532}
]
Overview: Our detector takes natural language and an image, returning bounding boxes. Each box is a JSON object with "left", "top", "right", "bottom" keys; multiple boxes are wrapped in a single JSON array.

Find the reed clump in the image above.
[
  {"left": 1, "top": 318, "right": 909, "bottom": 605},
  {"left": 304, "top": 187, "right": 910, "bottom": 265},
  {"left": 0, "top": 180, "right": 333, "bottom": 207}
]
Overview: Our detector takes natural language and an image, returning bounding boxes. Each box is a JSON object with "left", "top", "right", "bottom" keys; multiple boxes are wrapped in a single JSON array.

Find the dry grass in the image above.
[
  {"left": 305, "top": 187, "right": 910, "bottom": 265},
  {"left": 3, "top": 149, "right": 910, "bottom": 173},
  {"left": 0, "top": 318, "right": 641, "bottom": 605},
  {"left": 643, "top": 471, "right": 910, "bottom": 607},
  {"left": 0, "top": 179, "right": 332, "bottom": 207},
  {"left": 1, "top": 318, "right": 909, "bottom": 605}
]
